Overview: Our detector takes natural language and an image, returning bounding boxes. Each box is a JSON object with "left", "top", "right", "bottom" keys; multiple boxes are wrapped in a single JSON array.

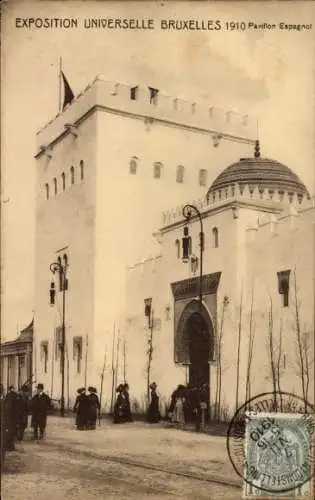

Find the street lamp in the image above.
[
  {"left": 182, "top": 204, "right": 204, "bottom": 304},
  {"left": 49, "top": 260, "right": 68, "bottom": 417}
]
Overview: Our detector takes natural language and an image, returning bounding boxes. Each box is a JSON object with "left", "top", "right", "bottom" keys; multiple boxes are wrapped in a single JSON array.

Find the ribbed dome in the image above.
[{"left": 207, "top": 142, "right": 309, "bottom": 199}]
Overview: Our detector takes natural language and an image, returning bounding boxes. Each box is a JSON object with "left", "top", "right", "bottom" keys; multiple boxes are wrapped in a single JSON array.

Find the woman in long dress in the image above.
[
  {"left": 147, "top": 382, "right": 161, "bottom": 423},
  {"left": 172, "top": 385, "right": 186, "bottom": 425}
]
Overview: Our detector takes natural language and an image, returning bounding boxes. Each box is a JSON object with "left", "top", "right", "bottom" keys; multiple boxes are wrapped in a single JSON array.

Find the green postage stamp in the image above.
[{"left": 243, "top": 412, "right": 315, "bottom": 499}]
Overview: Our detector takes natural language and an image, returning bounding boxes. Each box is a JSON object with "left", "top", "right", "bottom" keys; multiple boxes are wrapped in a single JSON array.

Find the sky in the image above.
[{"left": 1, "top": 0, "right": 315, "bottom": 340}]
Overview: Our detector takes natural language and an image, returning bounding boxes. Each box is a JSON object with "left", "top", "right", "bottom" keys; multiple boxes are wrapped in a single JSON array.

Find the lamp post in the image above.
[
  {"left": 49, "top": 261, "right": 67, "bottom": 417},
  {"left": 182, "top": 204, "right": 204, "bottom": 304}
]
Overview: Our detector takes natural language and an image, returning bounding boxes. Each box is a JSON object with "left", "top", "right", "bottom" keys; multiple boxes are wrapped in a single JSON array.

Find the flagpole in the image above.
[{"left": 59, "top": 57, "right": 62, "bottom": 113}]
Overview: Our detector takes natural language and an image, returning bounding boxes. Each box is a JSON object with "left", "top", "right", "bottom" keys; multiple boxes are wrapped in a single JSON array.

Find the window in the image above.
[
  {"left": 40, "top": 341, "right": 49, "bottom": 374},
  {"left": 199, "top": 169, "right": 208, "bottom": 186},
  {"left": 45, "top": 183, "right": 49, "bottom": 200},
  {"left": 130, "top": 86, "right": 138, "bottom": 100},
  {"left": 55, "top": 327, "right": 63, "bottom": 373},
  {"left": 53, "top": 178, "right": 58, "bottom": 195},
  {"left": 176, "top": 165, "right": 185, "bottom": 184},
  {"left": 73, "top": 336, "right": 83, "bottom": 374},
  {"left": 175, "top": 239, "right": 181, "bottom": 258},
  {"left": 80, "top": 160, "right": 84, "bottom": 180},
  {"left": 130, "top": 157, "right": 138, "bottom": 175},
  {"left": 70, "top": 166, "right": 75, "bottom": 185},
  {"left": 212, "top": 227, "right": 219, "bottom": 248},
  {"left": 277, "top": 270, "right": 291, "bottom": 307},
  {"left": 153, "top": 162, "right": 163, "bottom": 179},
  {"left": 61, "top": 172, "right": 66, "bottom": 191},
  {"left": 149, "top": 87, "right": 159, "bottom": 105}
]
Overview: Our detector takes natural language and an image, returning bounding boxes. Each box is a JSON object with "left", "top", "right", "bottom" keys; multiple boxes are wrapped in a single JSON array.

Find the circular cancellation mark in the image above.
[{"left": 226, "top": 391, "right": 315, "bottom": 494}]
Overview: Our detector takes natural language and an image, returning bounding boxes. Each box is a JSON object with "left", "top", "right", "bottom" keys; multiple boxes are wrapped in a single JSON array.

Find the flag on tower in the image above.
[{"left": 61, "top": 71, "right": 74, "bottom": 110}]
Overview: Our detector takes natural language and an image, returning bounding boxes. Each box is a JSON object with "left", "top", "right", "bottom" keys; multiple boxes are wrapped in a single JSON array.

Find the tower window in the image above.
[
  {"left": 40, "top": 341, "right": 49, "bottom": 374},
  {"left": 61, "top": 172, "right": 66, "bottom": 191},
  {"left": 212, "top": 227, "right": 219, "bottom": 248},
  {"left": 70, "top": 166, "right": 75, "bottom": 185},
  {"left": 199, "top": 169, "right": 208, "bottom": 187},
  {"left": 53, "top": 178, "right": 58, "bottom": 195},
  {"left": 130, "top": 86, "right": 138, "bottom": 101},
  {"left": 45, "top": 183, "right": 49, "bottom": 200},
  {"left": 153, "top": 162, "right": 163, "bottom": 179},
  {"left": 130, "top": 157, "right": 138, "bottom": 175},
  {"left": 176, "top": 165, "right": 185, "bottom": 184},
  {"left": 149, "top": 87, "right": 159, "bottom": 105},
  {"left": 73, "top": 336, "right": 83, "bottom": 374},
  {"left": 277, "top": 270, "right": 291, "bottom": 307},
  {"left": 80, "top": 160, "right": 84, "bottom": 180}
]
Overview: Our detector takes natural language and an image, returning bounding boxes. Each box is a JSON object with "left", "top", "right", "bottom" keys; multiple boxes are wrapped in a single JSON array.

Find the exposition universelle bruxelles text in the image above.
[{"left": 15, "top": 18, "right": 313, "bottom": 31}]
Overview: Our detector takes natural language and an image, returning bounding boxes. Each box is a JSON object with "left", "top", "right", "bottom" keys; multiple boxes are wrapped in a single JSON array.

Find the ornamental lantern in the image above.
[
  {"left": 182, "top": 226, "right": 190, "bottom": 263},
  {"left": 49, "top": 281, "right": 56, "bottom": 306}
]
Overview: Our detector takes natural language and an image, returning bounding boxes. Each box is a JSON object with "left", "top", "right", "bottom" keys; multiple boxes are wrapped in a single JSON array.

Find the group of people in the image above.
[
  {"left": 1, "top": 382, "right": 51, "bottom": 461},
  {"left": 167, "top": 383, "right": 209, "bottom": 431},
  {"left": 73, "top": 386, "right": 101, "bottom": 430}
]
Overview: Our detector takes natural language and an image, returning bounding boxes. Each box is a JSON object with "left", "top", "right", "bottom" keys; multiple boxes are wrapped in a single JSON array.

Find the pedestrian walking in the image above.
[
  {"left": 73, "top": 388, "right": 89, "bottom": 430},
  {"left": 122, "top": 383, "right": 132, "bottom": 422},
  {"left": 87, "top": 387, "right": 100, "bottom": 430},
  {"left": 147, "top": 382, "right": 161, "bottom": 423},
  {"left": 113, "top": 384, "right": 131, "bottom": 423},
  {"left": 172, "top": 385, "right": 186, "bottom": 426},
  {"left": 4, "top": 386, "right": 18, "bottom": 451},
  {"left": 15, "top": 385, "right": 30, "bottom": 441},
  {"left": 30, "top": 383, "right": 51, "bottom": 440}
]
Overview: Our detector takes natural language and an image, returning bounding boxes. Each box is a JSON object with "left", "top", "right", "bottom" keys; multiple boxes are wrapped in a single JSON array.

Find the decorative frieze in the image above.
[{"left": 171, "top": 272, "right": 221, "bottom": 301}]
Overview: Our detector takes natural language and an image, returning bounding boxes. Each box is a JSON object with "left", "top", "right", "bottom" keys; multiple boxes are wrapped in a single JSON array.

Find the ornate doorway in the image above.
[{"left": 183, "top": 311, "right": 211, "bottom": 388}]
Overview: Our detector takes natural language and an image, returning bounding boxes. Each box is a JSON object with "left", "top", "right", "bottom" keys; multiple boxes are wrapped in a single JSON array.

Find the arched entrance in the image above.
[{"left": 183, "top": 312, "right": 211, "bottom": 388}]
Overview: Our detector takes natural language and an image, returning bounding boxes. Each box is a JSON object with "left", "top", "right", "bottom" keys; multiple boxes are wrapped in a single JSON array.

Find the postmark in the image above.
[{"left": 226, "top": 392, "right": 315, "bottom": 498}]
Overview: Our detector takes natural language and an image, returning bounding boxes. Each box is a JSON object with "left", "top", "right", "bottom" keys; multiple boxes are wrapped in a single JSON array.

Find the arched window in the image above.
[
  {"left": 53, "top": 178, "right": 57, "bottom": 195},
  {"left": 212, "top": 227, "right": 219, "bottom": 248},
  {"left": 175, "top": 239, "right": 181, "bottom": 259},
  {"left": 70, "top": 166, "right": 75, "bottom": 185},
  {"left": 45, "top": 183, "right": 49, "bottom": 200},
  {"left": 176, "top": 165, "right": 185, "bottom": 183},
  {"left": 199, "top": 169, "right": 208, "bottom": 186},
  {"left": 130, "top": 157, "right": 138, "bottom": 175},
  {"left": 80, "top": 160, "right": 84, "bottom": 180},
  {"left": 153, "top": 162, "right": 163, "bottom": 179},
  {"left": 61, "top": 172, "right": 66, "bottom": 191}
]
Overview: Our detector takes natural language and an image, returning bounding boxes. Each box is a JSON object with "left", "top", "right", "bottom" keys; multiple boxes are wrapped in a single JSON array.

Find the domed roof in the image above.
[{"left": 207, "top": 141, "right": 309, "bottom": 198}]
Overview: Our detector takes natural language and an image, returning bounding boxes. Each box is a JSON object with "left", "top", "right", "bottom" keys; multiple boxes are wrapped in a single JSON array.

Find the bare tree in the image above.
[
  {"left": 235, "top": 289, "right": 244, "bottom": 412},
  {"left": 114, "top": 332, "right": 120, "bottom": 392},
  {"left": 123, "top": 340, "right": 127, "bottom": 384},
  {"left": 276, "top": 318, "right": 283, "bottom": 410},
  {"left": 99, "top": 346, "right": 107, "bottom": 413},
  {"left": 146, "top": 310, "right": 154, "bottom": 405},
  {"left": 84, "top": 332, "right": 89, "bottom": 388},
  {"left": 66, "top": 342, "right": 70, "bottom": 409},
  {"left": 110, "top": 324, "right": 116, "bottom": 413},
  {"left": 214, "top": 295, "right": 229, "bottom": 420},
  {"left": 245, "top": 288, "right": 256, "bottom": 405},
  {"left": 267, "top": 296, "right": 278, "bottom": 409}
]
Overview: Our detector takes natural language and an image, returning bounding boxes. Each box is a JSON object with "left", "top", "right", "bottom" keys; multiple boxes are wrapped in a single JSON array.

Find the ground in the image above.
[{"left": 2, "top": 416, "right": 242, "bottom": 499}]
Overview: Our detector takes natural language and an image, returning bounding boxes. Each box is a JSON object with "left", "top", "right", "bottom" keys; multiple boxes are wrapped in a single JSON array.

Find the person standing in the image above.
[
  {"left": 87, "top": 387, "right": 100, "bottom": 430},
  {"left": 147, "top": 382, "right": 161, "bottom": 423},
  {"left": 4, "top": 386, "right": 18, "bottom": 451},
  {"left": 16, "top": 385, "right": 30, "bottom": 441},
  {"left": 122, "top": 383, "right": 132, "bottom": 422},
  {"left": 190, "top": 385, "right": 202, "bottom": 432},
  {"left": 73, "top": 388, "right": 89, "bottom": 430},
  {"left": 172, "top": 385, "right": 186, "bottom": 426},
  {"left": 31, "top": 383, "right": 51, "bottom": 440}
]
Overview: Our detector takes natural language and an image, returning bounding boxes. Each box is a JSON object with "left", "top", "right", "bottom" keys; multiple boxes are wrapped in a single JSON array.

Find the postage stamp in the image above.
[{"left": 243, "top": 412, "right": 315, "bottom": 498}]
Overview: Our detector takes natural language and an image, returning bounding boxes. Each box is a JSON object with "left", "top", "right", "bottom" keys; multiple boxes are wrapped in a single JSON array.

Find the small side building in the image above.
[{"left": 0, "top": 319, "right": 33, "bottom": 393}]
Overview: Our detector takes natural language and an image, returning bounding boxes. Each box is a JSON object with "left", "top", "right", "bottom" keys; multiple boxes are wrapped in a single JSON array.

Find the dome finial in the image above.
[{"left": 254, "top": 140, "right": 260, "bottom": 158}]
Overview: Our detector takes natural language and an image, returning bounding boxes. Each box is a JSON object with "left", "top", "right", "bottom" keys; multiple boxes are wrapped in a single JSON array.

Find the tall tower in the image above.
[{"left": 34, "top": 76, "right": 256, "bottom": 404}]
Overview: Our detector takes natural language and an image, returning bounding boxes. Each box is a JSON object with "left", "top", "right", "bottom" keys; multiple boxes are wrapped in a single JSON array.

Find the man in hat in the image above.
[
  {"left": 87, "top": 387, "right": 100, "bottom": 430},
  {"left": 73, "top": 387, "right": 89, "bottom": 430},
  {"left": 30, "top": 383, "right": 51, "bottom": 440},
  {"left": 4, "top": 385, "right": 18, "bottom": 451}
]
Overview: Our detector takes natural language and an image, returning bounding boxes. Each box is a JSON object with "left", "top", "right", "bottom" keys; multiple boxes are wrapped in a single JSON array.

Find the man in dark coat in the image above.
[
  {"left": 31, "top": 383, "right": 51, "bottom": 440},
  {"left": 16, "top": 385, "right": 30, "bottom": 441},
  {"left": 4, "top": 385, "right": 18, "bottom": 451},
  {"left": 73, "top": 388, "right": 89, "bottom": 430},
  {"left": 147, "top": 382, "right": 161, "bottom": 423},
  {"left": 87, "top": 387, "right": 100, "bottom": 430}
]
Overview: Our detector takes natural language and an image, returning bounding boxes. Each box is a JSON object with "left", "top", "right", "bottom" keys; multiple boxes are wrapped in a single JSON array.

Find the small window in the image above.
[
  {"left": 61, "top": 172, "right": 66, "bottom": 191},
  {"left": 73, "top": 336, "right": 83, "bottom": 374},
  {"left": 40, "top": 341, "right": 49, "bottom": 374},
  {"left": 153, "top": 162, "right": 163, "bottom": 179},
  {"left": 212, "top": 227, "right": 219, "bottom": 248},
  {"left": 130, "top": 86, "right": 138, "bottom": 100},
  {"left": 53, "top": 178, "right": 58, "bottom": 195},
  {"left": 130, "top": 157, "right": 138, "bottom": 175},
  {"left": 175, "top": 239, "right": 180, "bottom": 259},
  {"left": 176, "top": 165, "right": 185, "bottom": 184},
  {"left": 199, "top": 169, "right": 208, "bottom": 187},
  {"left": 80, "top": 160, "right": 84, "bottom": 180},
  {"left": 149, "top": 87, "right": 159, "bottom": 105},
  {"left": 45, "top": 183, "right": 49, "bottom": 200},
  {"left": 277, "top": 270, "right": 291, "bottom": 307},
  {"left": 70, "top": 166, "right": 75, "bottom": 185}
]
